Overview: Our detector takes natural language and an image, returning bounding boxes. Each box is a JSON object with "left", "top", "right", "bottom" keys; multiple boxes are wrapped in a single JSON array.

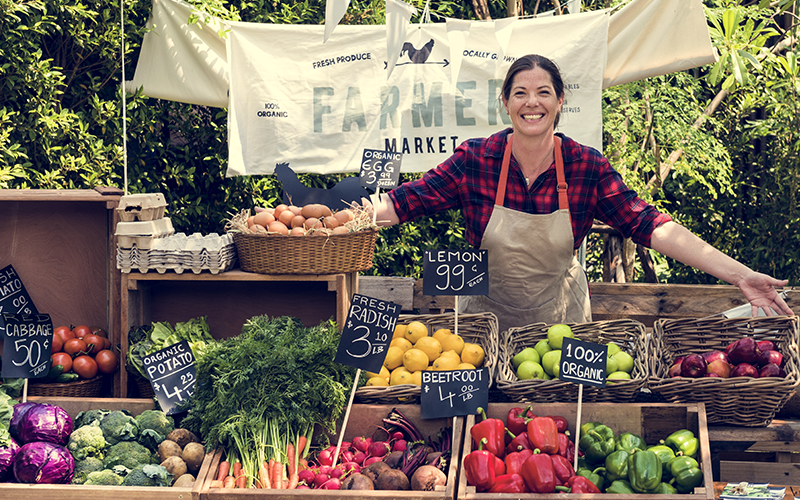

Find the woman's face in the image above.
[{"left": 503, "top": 66, "right": 563, "bottom": 140}]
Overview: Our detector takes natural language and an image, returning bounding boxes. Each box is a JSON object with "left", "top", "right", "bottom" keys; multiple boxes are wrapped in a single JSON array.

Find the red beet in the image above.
[
  {"left": 680, "top": 354, "right": 707, "bottom": 378},
  {"left": 727, "top": 338, "right": 760, "bottom": 364},
  {"left": 731, "top": 363, "right": 759, "bottom": 378}
]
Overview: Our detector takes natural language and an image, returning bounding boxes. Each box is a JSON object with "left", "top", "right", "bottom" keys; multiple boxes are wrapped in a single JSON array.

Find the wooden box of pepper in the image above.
[{"left": 458, "top": 402, "right": 714, "bottom": 500}]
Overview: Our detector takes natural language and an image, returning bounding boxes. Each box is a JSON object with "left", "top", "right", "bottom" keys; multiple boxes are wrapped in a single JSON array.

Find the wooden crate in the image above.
[
  {"left": 202, "top": 404, "right": 463, "bottom": 500},
  {"left": 0, "top": 396, "right": 213, "bottom": 500},
  {"left": 458, "top": 402, "right": 714, "bottom": 500}
]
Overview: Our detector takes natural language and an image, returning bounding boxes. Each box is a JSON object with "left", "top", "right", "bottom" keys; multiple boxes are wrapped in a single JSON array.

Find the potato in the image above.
[
  {"left": 173, "top": 473, "right": 195, "bottom": 488},
  {"left": 161, "top": 456, "right": 188, "bottom": 482},
  {"left": 182, "top": 442, "right": 206, "bottom": 473},
  {"left": 158, "top": 439, "right": 183, "bottom": 462},
  {"left": 167, "top": 428, "right": 200, "bottom": 448}
]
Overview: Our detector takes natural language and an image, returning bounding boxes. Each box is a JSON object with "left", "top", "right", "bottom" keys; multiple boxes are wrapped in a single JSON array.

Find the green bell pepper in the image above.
[
  {"left": 668, "top": 455, "right": 704, "bottom": 493},
  {"left": 603, "top": 449, "right": 630, "bottom": 483},
  {"left": 605, "top": 479, "right": 636, "bottom": 494},
  {"left": 652, "top": 482, "right": 679, "bottom": 494},
  {"left": 578, "top": 424, "right": 615, "bottom": 464},
  {"left": 664, "top": 429, "right": 699, "bottom": 459},
  {"left": 627, "top": 449, "right": 662, "bottom": 493},
  {"left": 648, "top": 444, "right": 677, "bottom": 479},
  {"left": 616, "top": 432, "right": 647, "bottom": 453},
  {"left": 576, "top": 467, "right": 605, "bottom": 491}
]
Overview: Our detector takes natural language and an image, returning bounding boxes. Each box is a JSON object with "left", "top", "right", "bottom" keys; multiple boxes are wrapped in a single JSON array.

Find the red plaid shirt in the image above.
[{"left": 388, "top": 129, "right": 672, "bottom": 249}]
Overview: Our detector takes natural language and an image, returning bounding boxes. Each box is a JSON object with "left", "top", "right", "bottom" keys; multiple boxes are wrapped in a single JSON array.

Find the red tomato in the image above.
[
  {"left": 51, "top": 333, "right": 63, "bottom": 353},
  {"left": 83, "top": 334, "right": 103, "bottom": 355},
  {"left": 72, "top": 325, "right": 92, "bottom": 339},
  {"left": 54, "top": 326, "right": 75, "bottom": 344},
  {"left": 63, "top": 338, "right": 87, "bottom": 356},
  {"left": 72, "top": 355, "right": 98, "bottom": 379},
  {"left": 102, "top": 337, "right": 112, "bottom": 350},
  {"left": 51, "top": 352, "right": 73, "bottom": 373},
  {"left": 89, "top": 326, "right": 107, "bottom": 338},
  {"left": 94, "top": 349, "right": 119, "bottom": 374}
]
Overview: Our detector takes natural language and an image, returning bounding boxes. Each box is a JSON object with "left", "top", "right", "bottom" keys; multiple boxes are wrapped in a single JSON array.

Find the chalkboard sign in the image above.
[
  {"left": 423, "top": 249, "right": 489, "bottom": 296},
  {"left": 1, "top": 313, "right": 53, "bottom": 379},
  {"left": 0, "top": 265, "right": 38, "bottom": 337},
  {"left": 142, "top": 340, "right": 197, "bottom": 415},
  {"left": 359, "top": 149, "right": 402, "bottom": 191},
  {"left": 335, "top": 293, "right": 401, "bottom": 373},
  {"left": 558, "top": 337, "right": 607, "bottom": 388},
  {"left": 420, "top": 368, "right": 489, "bottom": 419}
]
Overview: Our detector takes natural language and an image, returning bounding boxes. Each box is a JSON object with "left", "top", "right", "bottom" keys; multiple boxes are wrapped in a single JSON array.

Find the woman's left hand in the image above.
[{"left": 736, "top": 272, "right": 794, "bottom": 316}]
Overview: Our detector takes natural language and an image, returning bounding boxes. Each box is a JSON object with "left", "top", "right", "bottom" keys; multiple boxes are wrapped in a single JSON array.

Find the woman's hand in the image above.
[{"left": 736, "top": 271, "right": 794, "bottom": 317}]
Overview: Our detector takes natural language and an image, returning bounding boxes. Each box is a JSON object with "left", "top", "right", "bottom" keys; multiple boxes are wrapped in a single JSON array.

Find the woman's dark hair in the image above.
[{"left": 501, "top": 54, "right": 565, "bottom": 128}]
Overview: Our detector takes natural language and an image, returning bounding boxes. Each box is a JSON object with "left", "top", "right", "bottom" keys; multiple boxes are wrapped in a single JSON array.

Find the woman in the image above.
[{"left": 369, "top": 54, "right": 792, "bottom": 333}]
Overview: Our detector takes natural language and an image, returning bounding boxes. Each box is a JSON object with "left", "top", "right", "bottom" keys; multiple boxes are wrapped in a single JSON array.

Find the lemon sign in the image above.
[
  {"left": 334, "top": 293, "right": 402, "bottom": 373},
  {"left": 422, "top": 249, "right": 489, "bottom": 296}
]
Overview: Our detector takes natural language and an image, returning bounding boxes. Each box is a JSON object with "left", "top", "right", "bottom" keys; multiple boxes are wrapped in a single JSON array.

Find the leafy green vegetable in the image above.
[
  {"left": 0, "top": 383, "right": 19, "bottom": 447},
  {"left": 127, "top": 317, "right": 217, "bottom": 380}
]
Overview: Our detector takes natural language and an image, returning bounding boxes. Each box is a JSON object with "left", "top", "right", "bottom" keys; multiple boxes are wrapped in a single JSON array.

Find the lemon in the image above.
[
  {"left": 414, "top": 336, "right": 442, "bottom": 363},
  {"left": 440, "top": 350, "right": 462, "bottom": 363},
  {"left": 440, "top": 334, "right": 465, "bottom": 355},
  {"left": 366, "top": 366, "right": 390, "bottom": 382},
  {"left": 411, "top": 371, "right": 423, "bottom": 386},
  {"left": 457, "top": 362, "right": 476, "bottom": 370},
  {"left": 432, "top": 328, "right": 452, "bottom": 342},
  {"left": 405, "top": 321, "right": 429, "bottom": 343},
  {"left": 390, "top": 337, "right": 413, "bottom": 352},
  {"left": 393, "top": 324, "right": 408, "bottom": 340},
  {"left": 390, "top": 367, "right": 413, "bottom": 385},
  {"left": 403, "top": 348, "right": 429, "bottom": 372},
  {"left": 461, "top": 343, "right": 485, "bottom": 367},
  {"left": 366, "top": 376, "right": 389, "bottom": 386},
  {"left": 432, "top": 355, "right": 460, "bottom": 371},
  {"left": 383, "top": 346, "right": 404, "bottom": 370}
]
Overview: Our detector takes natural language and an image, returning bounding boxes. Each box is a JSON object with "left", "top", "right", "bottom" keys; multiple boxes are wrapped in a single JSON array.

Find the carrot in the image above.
[
  {"left": 272, "top": 460, "right": 284, "bottom": 489},
  {"left": 296, "top": 435, "right": 308, "bottom": 458},
  {"left": 286, "top": 443, "right": 296, "bottom": 477},
  {"left": 259, "top": 460, "right": 272, "bottom": 489},
  {"left": 233, "top": 461, "right": 242, "bottom": 479},
  {"left": 223, "top": 476, "right": 235, "bottom": 488},
  {"left": 216, "top": 460, "right": 231, "bottom": 481},
  {"left": 286, "top": 472, "right": 299, "bottom": 490},
  {"left": 235, "top": 471, "right": 247, "bottom": 489}
]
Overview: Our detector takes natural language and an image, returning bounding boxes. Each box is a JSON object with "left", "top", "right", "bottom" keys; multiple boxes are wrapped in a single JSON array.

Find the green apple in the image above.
[
  {"left": 541, "top": 371, "right": 552, "bottom": 380},
  {"left": 542, "top": 349, "right": 562, "bottom": 377},
  {"left": 517, "top": 360, "right": 545, "bottom": 380},
  {"left": 607, "top": 371, "right": 632, "bottom": 382},
  {"left": 534, "top": 339, "right": 552, "bottom": 360},
  {"left": 612, "top": 351, "right": 635, "bottom": 374},
  {"left": 606, "top": 341, "right": 622, "bottom": 357},
  {"left": 547, "top": 324, "right": 574, "bottom": 350},
  {"left": 512, "top": 347, "right": 540, "bottom": 370},
  {"left": 606, "top": 355, "right": 619, "bottom": 374}
]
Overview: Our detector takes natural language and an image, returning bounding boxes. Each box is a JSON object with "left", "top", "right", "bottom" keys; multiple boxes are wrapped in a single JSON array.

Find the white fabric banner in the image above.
[{"left": 227, "top": 11, "right": 609, "bottom": 176}]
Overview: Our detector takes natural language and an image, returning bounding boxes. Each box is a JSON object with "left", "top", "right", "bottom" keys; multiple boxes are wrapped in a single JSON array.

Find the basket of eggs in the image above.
[{"left": 226, "top": 203, "right": 379, "bottom": 275}]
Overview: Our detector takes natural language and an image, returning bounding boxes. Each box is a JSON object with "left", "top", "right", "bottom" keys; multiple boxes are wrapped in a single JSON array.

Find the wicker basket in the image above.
[
  {"left": 355, "top": 312, "right": 499, "bottom": 404},
  {"left": 135, "top": 376, "right": 155, "bottom": 398},
  {"left": 27, "top": 375, "right": 105, "bottom": 397},
  {"left": 233, "top": 229, "right": 377, "bottom": 274},
  {"left": 648, "top": 316, "right": 800, "bottom": 427},
  {"left": 496, "top": 319, "right": 648, "bottom": 403}
]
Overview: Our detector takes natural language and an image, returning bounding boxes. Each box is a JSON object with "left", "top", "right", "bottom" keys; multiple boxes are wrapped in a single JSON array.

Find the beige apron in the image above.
[{"left": 459, "top": 135, "right": 592, "bottom": 334}]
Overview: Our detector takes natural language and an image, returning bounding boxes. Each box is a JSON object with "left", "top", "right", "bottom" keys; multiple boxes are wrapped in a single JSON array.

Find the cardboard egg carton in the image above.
[
  {"left": 116, "top": 233, "right": 237, "bottom": 274},
  {"left": 116, "top": 193, "right": 168, "bottom": 222},
  {"left": 115, "top": 217, "right": 175, "bottom": 249}
]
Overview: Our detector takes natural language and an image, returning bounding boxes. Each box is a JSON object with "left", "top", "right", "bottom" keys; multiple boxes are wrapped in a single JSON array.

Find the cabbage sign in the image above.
[{"left": 1, "top": 313, "right": 53, "bottom": 379}]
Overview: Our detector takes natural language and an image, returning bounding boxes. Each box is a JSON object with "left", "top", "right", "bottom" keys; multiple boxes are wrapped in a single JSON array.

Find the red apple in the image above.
[
  {"left": 757, "top": 350, "right": 783, "bottom": 367},
  {"left": 727, "top": 338, "right": 761, "bottom": 364},
  {"left": 758, "top": 363, "right": 782, "bottom": 378},
  {"left": 668, "top": 361, "right": 683, "bottom": 378},
  {"left": 680, "top": 354, "right": 707, "bottom": 378},
  {"left": 756, "top": 340, "right": 777, "bottom": 353},
  {"left": 706, "top": 359, "right": 732, "bottom": 378},
  {"left": 730, "top": 363, "right": 759, "bottom": 378},
  {"left": 705, "top": 372, "right": 721, "bottom": 377},
  {"left": 702, "top": 350, "right": 729, "bottom": 364}
]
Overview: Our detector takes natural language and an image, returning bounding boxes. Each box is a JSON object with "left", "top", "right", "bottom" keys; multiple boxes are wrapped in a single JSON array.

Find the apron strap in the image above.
[{"left": 496, "top": 134, "right": 569, "bottom": 210}]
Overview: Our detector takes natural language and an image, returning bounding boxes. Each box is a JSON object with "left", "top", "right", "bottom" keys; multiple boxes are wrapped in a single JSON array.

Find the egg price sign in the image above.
[
  {"left": 142, "top": 340, "right": 197, "bottom": 415},
  {"left": 420, "top": 368, "right": 489, "bottom": 419},
  {"left": 0, "top": 265, "right": 38, "bottom": 337},
  {"left": 359, "top": 149, "right": 402, "bottom": 191},
  {"left": 335, "top": 293, "right": 401, "bottom": 373},
  {"left": 559, "top": 337, "right": 607, "bottom": 388},
  {"left": 1, "top": 312, "right": 53, "bottom": 379},
  {"left": 422, "top": 249, "right": 489, "bottom": 296}
]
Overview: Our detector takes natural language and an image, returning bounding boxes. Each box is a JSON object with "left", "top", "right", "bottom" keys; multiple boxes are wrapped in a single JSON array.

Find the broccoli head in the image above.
[
  {"left": 67, "top": 422, "right": 107, "bottom": 460},
  {"left": 100, "top": 410, "right": 139, "bottom": 445},
  {"left": 73, "top": 409, "right": 111, "bottom": 428},
  {"left": 135, "top": 409, "right": 174, "bottom": 437},
  {"left": 122, "top": 464, "right": 172, "bottom": 487},
  {"left": 84, "top": 469, "right": 125, "bottom": 486},
  {"left": 103, "top": 440, "right": 156, "bottom": 470},
  {"left": 72, "top": 456, "right": 105, "bottom": 484}
]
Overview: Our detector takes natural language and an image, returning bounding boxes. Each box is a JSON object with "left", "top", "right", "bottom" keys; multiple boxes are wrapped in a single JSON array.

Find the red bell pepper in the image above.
[
  {"left": 506, "top": 406, "right": 535, "bottom": 436},
  {"left": 463, "top": 438, "right": 496, "bottom": 492},
  {"left": 506, "top": 430, "right": 533, "bottom": 454},
  {"left": 551, "top": 453, "right": 576, "bottom": 484},
  {"left": 471, "top": 407, "right": 506, "bottom": 458},
  {"left": 505, "top": 449, "right": 533, "bottom": 475},
  {"left": 494, "top": 454, "right": 506, "bottom": 476},
  {"left": 565, "top": 475, "right": 602, "bottom": 493},
  {"left": 547, "top": 415, "right": 569, "bottom": 433},
  {"left": 557, "top": 432, "right": 575, "bottom": 463},
  {"left": 526, "top": 416, "right": 559, "bottom": 455},
  {"left": 520, "top": 450, "right": 556, "bottom": 493},
  {"left": 488, "top": 473, "right": 530, "bottom": 493}
]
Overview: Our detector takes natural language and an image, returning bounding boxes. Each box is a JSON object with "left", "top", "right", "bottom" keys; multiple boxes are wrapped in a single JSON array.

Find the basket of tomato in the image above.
[{"left": 28, "top": 324, "right": 120, "bottom": 397}]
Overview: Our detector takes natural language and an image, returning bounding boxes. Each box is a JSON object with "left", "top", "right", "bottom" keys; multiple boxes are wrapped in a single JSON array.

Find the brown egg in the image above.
[
  {"left": 314, "top": 228, "right": 333, "bottom": 236},
  {"left": 289, "top": 227, "right": 306, "bottom": 236},
  {"left": 291, "top": 215, "right": 306, "bottom": 228},
  {"left": 304, "top": 217, "right": 322, "bottom": 230},
  {"left": 323, "top": 216, "right": 339, "bottom": 229},
  {"left": 262, "top": 207, "right": 275, "bottom": 215},
  {"left": 301, "top": 204, "right": 324, "bottom": 219},
  {"left": 250, "top": 224, "right": 268, "bottom": 234},
  {"left": 247, "top": 215, "right": 255, "bottom": 226},
  {"left": 278, "top": 209, "right": 295, "bottom": 226},
  {"left": 333, "top": 211, "right": 351, "bottom": 225},
  {"left": 253, "top": 211, "right": 275, "bottom": 227},
  {"left": 320, "top": 205, "right": 333, "bottom": 217},
  {"left": 331, "top": 226, "right": 349, "bottom": 235},
  {"left": 288, "top": 205, "right": 303, "bottom": 216},
  {"left": 267, "top": 221, "right": 289, "bottom": 235},
  {"left": 273, "top": 204, "right": 289, "bottom": 220}
]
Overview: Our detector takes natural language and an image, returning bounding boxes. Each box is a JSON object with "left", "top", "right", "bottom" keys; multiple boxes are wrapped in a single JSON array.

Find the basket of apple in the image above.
[{"left": 648, "top": 316, "right": 800, "bottom": 427}]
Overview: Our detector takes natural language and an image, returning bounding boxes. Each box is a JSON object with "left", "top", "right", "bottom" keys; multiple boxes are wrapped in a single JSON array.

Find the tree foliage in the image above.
[{"left": 1, "top": 0, "right": 798, "bottom": 284}]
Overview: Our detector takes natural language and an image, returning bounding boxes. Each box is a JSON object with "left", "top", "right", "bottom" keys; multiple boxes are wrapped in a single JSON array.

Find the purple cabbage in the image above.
[
  {"left": 0, "top": 438, "right": 20, "bottom": 482},
  {"left": 18, "top": 404, "right": 73, "bottom": 446},
  {"left": 13, "top": 441, "right": 74, "bottom": 484},
  {"left": 9, "top": 402, "right": 37, "bottom": 442}
]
